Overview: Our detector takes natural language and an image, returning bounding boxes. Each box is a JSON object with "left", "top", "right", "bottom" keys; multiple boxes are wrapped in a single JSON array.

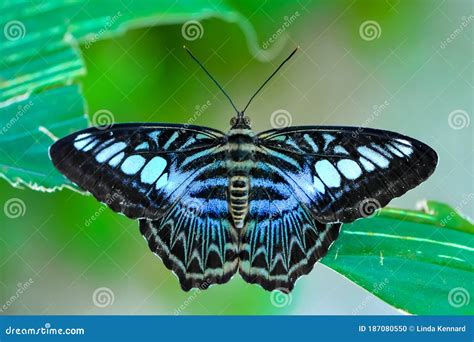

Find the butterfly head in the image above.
[{"left": 230, "top": 114, "right": 251, "bottom": 129}]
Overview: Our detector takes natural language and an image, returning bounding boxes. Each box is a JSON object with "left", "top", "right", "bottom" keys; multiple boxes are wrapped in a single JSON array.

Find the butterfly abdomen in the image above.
[
  {"left": 226, "top": 128, "right": 256, "bottom": 229},
  {"left": 229, "top": 176, "right": 250, "bottom": 229}
]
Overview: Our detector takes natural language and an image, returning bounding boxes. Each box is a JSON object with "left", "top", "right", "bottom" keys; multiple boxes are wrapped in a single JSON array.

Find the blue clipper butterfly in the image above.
[{"left": 49, "top": 47, "right": 437, "bottom": 292}]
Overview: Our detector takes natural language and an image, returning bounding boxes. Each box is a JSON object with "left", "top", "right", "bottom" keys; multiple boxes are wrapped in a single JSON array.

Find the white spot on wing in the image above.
[
  {"left": 359, "top": 157, "right": 375, "bottom": 171},
  {"left": 334, "top": 145, "right": 349, "bottom": 155},
  {"left": 163, "top": 132, "right": 179, "bottom": 149},
  {"left": 155, "top": 172, "right": 168, "bottom": 189},
  {"left": 181, "top": 137, "right": 196, "bottom": 149},
  {"left": 82, "top": 139, "right": 99, "bottom": 152},
  {"left": 74, "top": 137, "right": 92, "bottom": 150},
  {"left": 396, "top": 138, "right": 411, "bottom": 146},
  {"left": 286, "top": 137, "right": 303, "bottom": 151},
  {"left": 108, "top": 152, "right": 124, "bottom": 167},
  {"left": 195, "top": 133, "right": 208, "bottom": 140},
  {"left": 357, "top": 146, "right": 389, "bottom": 168},
  {"left": 315, "top": 160, "right": 341, "bottom": 188},
  {"left": 392, "top": 142, "right": 413, "bottom": 156},
  {"left": 303, "top": 134, "right": 318, "bottom": 152},
  {"left": 337, "top": 159, "right": 362, "bottom": 179},
  {"left": 96, "top": 142, "right": 126, "bottom": 163},
  {"left": 141, "top": 157, "right": 167, "bottom": 184},
  {"left": 322, "top": 134, "right": 335, "bottom": 150},
  {"left": 371, "top": 143, "right": 392, "bottom": 158},
  {"left": 273, "top": 135, "right": 286, "bottom": 142},
  {"left": 75, "top": 133, "right": 91, "bottom": 141},
  {"left": 386, "top": 144, "right": 404, "bottom": 157},
  {"left": 313, "top": 176, "right": 325, "bottom": 194},
  {"left": 148, "top": 131, "right": 161, "bottom": 141},
  {"left": 135, "top": 142, "right": 149, "bottom": 150},
  {"left": 121, "top": 155, "right": 146, "bottom": 175}
]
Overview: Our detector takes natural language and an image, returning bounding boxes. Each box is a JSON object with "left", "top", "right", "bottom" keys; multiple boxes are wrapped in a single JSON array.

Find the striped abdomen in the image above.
[
  {"left": 229, "top": 176, "right": 249, "bottom": 229},
  {"left": 226, "top": 127, "right": 255, "bottom": 229}
]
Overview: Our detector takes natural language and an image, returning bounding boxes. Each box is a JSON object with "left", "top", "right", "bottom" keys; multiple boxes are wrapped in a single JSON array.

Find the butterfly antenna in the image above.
[
  {"left": 183, "top": 46, "right": 240, "bottom": 116},
  {"left": 241, "top": 47, "right": 299, "bottom": 115}
]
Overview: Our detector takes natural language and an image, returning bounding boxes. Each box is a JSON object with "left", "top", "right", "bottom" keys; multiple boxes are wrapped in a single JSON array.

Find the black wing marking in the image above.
[
  {"left": 49, "top": 123, "right": 225, "bottom": 220},
  {"left": 257, "top": 126, "right": 438, "bottom": 223},
  {"left": 139, "top": 166, "right": 238, "bottom": 290},
  {"left": 239, "top": 161, "right": 341, "bottom": 291}
]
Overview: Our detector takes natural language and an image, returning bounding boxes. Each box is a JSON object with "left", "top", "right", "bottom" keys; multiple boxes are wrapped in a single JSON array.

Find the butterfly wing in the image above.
[
  {"left": 49, "top": 123, "right": 225, "bottom": 220},
  {"left": 139, "top": 166, "right": 238, "bottom": 291},
  {"left": 239, "top": 161, "right": 341, "bottom": 291},
  {"left": 256, "top": 126, "right": 438, "bottom": 223}
]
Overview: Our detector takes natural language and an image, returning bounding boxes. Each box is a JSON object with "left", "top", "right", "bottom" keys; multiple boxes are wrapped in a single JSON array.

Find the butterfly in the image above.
[{"left": 49, "top": 47, "right": 438, "bottom": 292}]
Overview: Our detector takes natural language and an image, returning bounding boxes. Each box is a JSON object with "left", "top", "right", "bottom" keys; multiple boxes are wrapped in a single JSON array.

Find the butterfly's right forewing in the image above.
[{"left": 257, "top": 126, "right": 438, "bottom": 223}]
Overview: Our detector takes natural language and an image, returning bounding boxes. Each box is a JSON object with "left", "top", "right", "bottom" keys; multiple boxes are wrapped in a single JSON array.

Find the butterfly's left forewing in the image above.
[
  {"left": 256, "top": 126, "right": 438, "bottom": 223},
  {"left": 50, "top": 123, "right": 226, "bottom": 220}
]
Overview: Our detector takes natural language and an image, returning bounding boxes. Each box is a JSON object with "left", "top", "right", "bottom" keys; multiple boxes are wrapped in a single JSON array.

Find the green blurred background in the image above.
[{"left": 1, "top": 0, "right": 472, "bottom": 314}]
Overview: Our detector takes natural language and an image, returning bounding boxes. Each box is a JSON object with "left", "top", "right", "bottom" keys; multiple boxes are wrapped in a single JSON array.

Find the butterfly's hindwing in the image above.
[
  {"left": 239, "top": 161, "right": 342, "bottom": 291},
  {"left": 139, "top": 167, "right": 239, "bottom": 290},
  {"left": 257, "top": 126, "right": 438, "bottom": 223},
  {"left": 49, "top": 124, "right": 225, "bottom": 220}
]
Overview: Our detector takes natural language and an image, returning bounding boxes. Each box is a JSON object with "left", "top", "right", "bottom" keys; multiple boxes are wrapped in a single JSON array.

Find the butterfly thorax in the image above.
[{"left": 225, "top": 127, "right": 255, "bottom": 229}]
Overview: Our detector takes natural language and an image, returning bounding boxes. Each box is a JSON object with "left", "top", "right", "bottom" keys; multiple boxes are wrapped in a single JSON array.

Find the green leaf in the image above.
[
  {"left": 322, "top": 200, "right": 474, "bottom": 315},
  {"left": 0, "top": 0, "right": 274, "bottom": 191},
  {"left": 0, "top": 85, "right": 88, "bottom": 191}
]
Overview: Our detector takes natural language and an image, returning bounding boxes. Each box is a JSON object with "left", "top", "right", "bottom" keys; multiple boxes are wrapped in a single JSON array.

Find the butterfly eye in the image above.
[
  {"left": 243, "top": 116, "right": 251, "bottom": 126},
  {"left": 230, "top": 117, "right": 237, "bottom": 126}
]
